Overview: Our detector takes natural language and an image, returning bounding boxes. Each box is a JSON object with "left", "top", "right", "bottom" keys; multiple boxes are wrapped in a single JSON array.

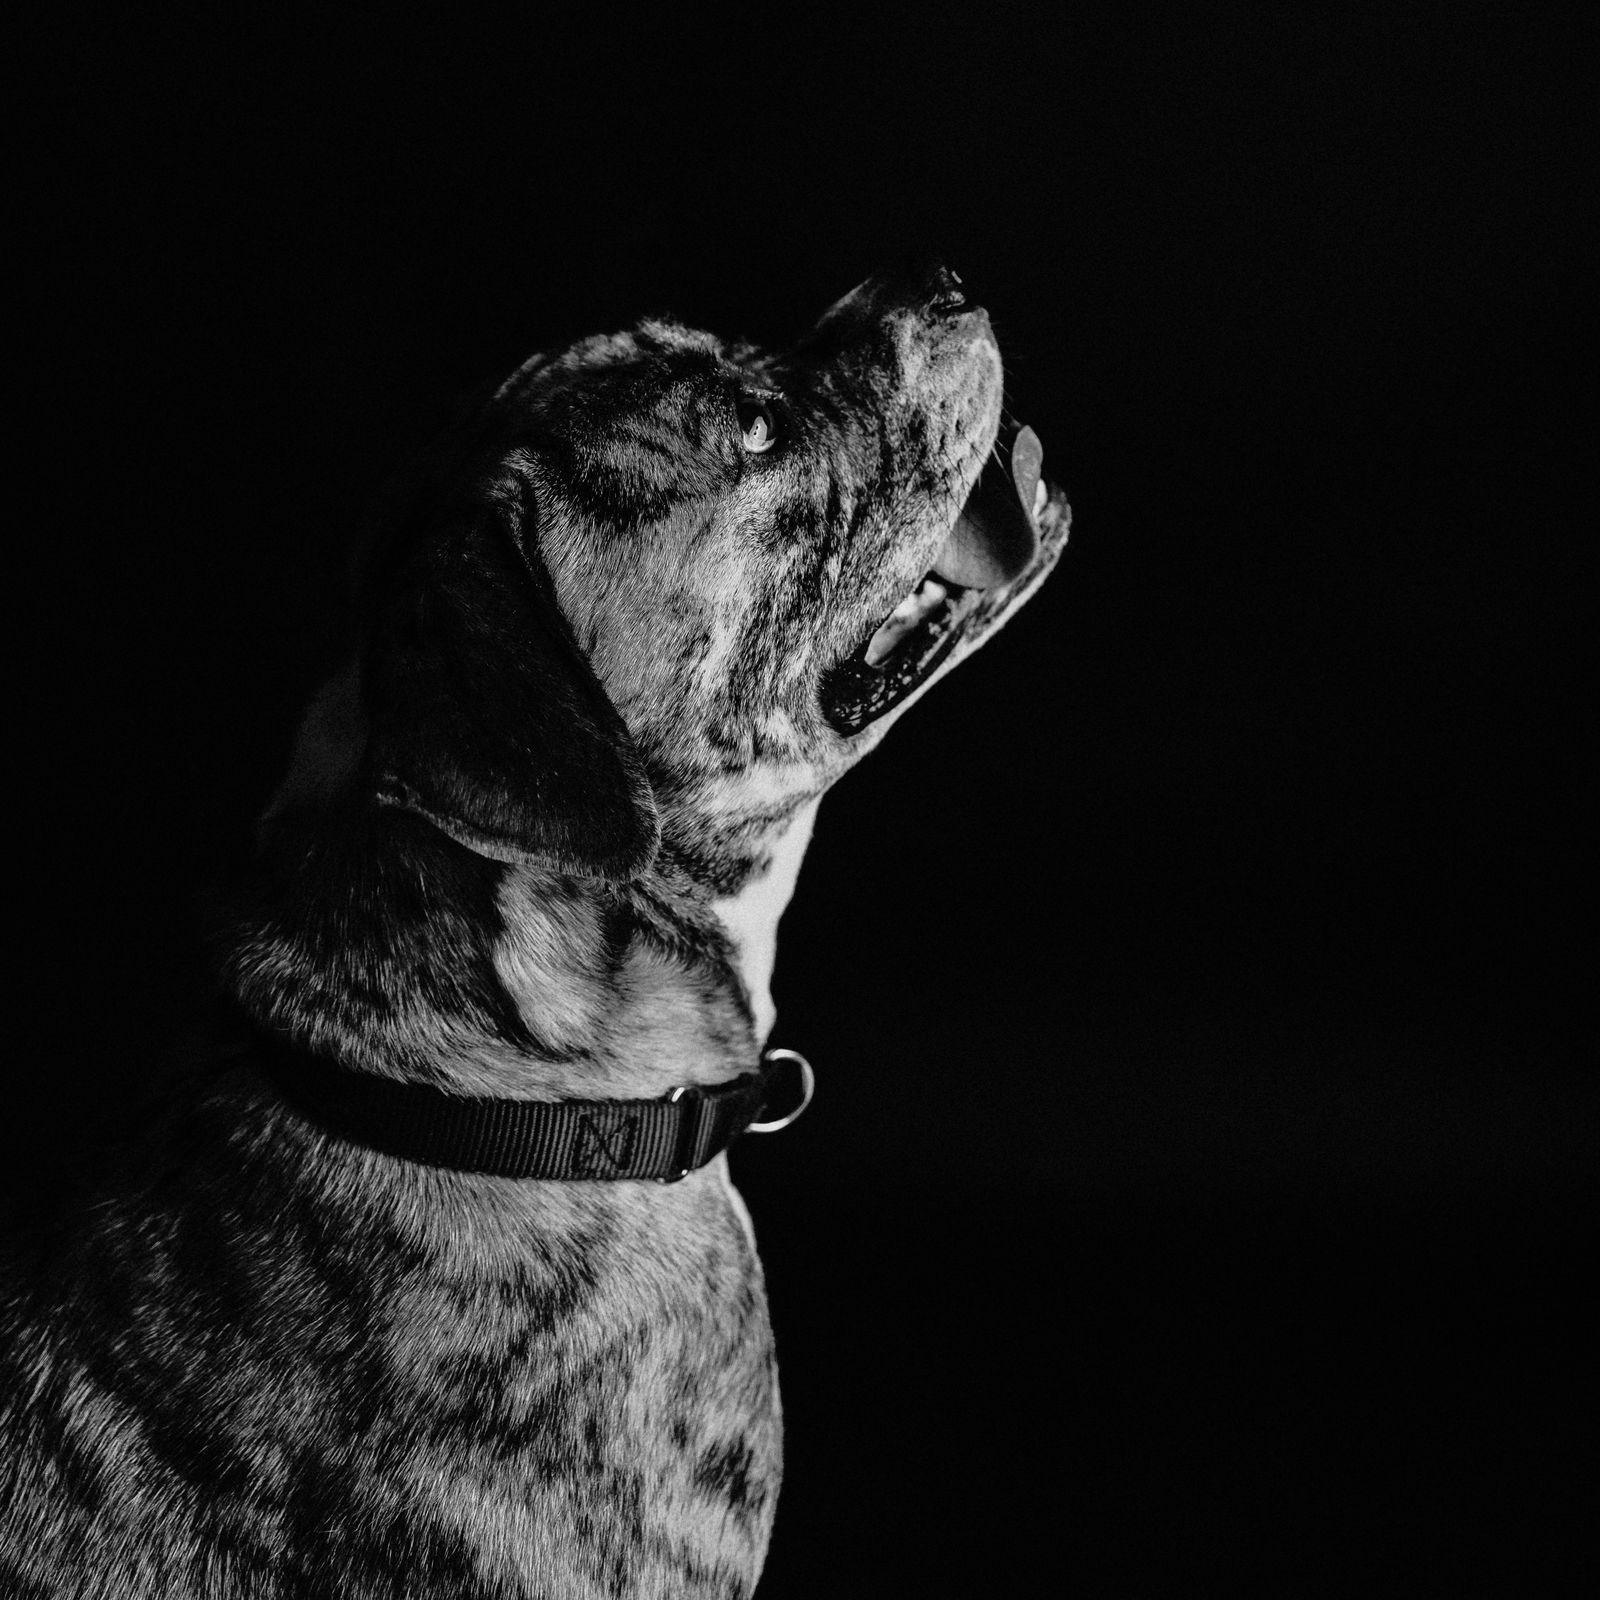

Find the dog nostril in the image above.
[
  {"left": 895, "top": 255, "right": 968, "bottom": 315},
  {"left": 925, "top": 263, "right": 967, "bottom": 315}
]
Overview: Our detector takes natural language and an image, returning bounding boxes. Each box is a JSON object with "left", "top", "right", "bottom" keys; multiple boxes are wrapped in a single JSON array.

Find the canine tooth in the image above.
[{"left": 864, "top": 578, "right": 948, "bottom": 667}]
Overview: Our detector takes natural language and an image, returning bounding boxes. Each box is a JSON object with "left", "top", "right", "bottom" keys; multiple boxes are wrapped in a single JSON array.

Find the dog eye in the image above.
[{"left": 736, "top": 397, "right": 779, "bottom": 454}]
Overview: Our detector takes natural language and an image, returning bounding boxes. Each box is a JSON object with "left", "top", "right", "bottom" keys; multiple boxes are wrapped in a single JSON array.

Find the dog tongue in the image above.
[{"left": 934, "top": 424, "right": 1043, "bottom": 589}]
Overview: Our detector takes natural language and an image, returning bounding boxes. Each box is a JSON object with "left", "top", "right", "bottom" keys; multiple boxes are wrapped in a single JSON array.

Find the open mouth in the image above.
[{"left": 820, "top": 423, "right": 1047, "bottom": 735}]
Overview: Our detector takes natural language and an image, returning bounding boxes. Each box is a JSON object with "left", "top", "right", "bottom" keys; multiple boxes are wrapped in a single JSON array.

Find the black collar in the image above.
[{"left": 250, "top": 1028, "right": 814, "bottom": 1182}]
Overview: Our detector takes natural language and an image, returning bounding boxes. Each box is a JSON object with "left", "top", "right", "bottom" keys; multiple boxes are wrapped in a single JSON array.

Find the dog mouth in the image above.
[{"left": 820, "top": 423, "right": 1046, "bottom": 735}]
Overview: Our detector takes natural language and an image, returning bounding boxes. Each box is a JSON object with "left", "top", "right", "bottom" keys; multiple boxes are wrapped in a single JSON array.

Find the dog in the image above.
[{"left": 0, "top": 264, "right": 1069, "bottom": 1598}]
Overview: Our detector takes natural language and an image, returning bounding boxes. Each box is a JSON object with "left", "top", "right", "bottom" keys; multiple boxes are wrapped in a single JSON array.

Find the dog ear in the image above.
[{"left": 359, "top": 473, "right": 661, "bottom": 879}]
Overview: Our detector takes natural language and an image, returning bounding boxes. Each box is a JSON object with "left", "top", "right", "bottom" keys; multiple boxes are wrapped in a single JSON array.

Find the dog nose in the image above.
[
  {"left": 803, "top": 261, "right": 975, "bottom": 348},
  {"left": 904, "top": 256, "right": 968, "bottom": 315}
]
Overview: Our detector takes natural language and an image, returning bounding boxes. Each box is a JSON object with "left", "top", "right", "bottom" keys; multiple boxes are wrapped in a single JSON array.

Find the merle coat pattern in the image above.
[{"left": 0, "top": 269, "right": 1069, "bottom": 1598}]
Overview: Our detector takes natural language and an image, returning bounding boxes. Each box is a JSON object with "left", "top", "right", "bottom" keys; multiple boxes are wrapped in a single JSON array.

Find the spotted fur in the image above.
[{"left": 0, "top": 270, "right": 1068, "bottom": 1597}]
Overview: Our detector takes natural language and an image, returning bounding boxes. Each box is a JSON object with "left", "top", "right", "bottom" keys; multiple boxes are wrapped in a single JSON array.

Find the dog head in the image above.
[{"left": 359, "top": 266, "right": 1070, "bottom": 887}]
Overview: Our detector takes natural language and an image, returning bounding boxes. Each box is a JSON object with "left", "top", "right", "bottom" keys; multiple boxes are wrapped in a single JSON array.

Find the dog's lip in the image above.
[
  {"left": 820, "top": 422, "right": 1047, "bottom": 735},
  {"left": 870, "top": 420, "right": 1044, "bottom": 664}
]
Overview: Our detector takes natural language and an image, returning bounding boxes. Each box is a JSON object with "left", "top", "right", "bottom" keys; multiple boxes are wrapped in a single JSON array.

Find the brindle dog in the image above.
[{"left": 0, "top": 266, "right": 1068, "bottom": 1598}]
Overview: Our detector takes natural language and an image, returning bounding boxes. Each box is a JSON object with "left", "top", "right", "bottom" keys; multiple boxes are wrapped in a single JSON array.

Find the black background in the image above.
[{"left": 14, "top": 7, "right": 1588, "bottom": 1592}]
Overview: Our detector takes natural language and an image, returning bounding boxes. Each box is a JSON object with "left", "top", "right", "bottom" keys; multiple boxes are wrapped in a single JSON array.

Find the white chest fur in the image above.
[{"left": 710, "top": 796, "right": 821, "bottom": 1043}]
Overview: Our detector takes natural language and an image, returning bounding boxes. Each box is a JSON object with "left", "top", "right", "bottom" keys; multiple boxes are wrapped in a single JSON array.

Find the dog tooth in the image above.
[{"left": 864, "top": 579, "right": 949, "bottom": 666}]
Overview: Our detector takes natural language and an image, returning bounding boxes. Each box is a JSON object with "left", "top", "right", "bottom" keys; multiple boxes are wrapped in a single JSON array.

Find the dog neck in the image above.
[
  {"left": 704, "top": 794, "right": 821, "bottom": 1043},
  {"left": 240, "top": 668, "right": 828, "bottom": 1095},
  {"left": 643, "top": 750, "right": 842, "bottom": 1049}
]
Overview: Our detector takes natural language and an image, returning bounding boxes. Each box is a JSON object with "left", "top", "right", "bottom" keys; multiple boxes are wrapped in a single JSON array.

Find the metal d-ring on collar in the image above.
[
  {"left": 656, "top": 1048, "right": 814, "bottom": 1180},
  {"left": 746, "top": 1047, "right": 816, "bottom": 1132}
]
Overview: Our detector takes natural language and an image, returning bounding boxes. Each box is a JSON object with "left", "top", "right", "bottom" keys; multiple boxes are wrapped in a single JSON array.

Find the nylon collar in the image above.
[{"left": 250, "top": 1028, "right": 814, "bottom": 1182}]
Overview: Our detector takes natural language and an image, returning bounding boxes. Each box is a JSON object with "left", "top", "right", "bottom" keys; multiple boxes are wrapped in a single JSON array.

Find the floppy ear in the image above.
[{"left": 360, "top": 473, "right": 660, "bottom": 879}]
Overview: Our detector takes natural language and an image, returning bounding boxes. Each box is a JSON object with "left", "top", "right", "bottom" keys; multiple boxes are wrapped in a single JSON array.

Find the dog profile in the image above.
[{"left": 1, "top": 266, "right": 1068, "bottom": 1598}]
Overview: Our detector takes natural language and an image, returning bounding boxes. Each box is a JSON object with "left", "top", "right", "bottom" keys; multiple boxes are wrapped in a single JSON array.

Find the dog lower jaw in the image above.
[
  {"left": 821, "top": 583, "right": 982, "bottom": 735},
  {"left": 822, "top": 478, "right": 1072, "bottom": 745}
]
